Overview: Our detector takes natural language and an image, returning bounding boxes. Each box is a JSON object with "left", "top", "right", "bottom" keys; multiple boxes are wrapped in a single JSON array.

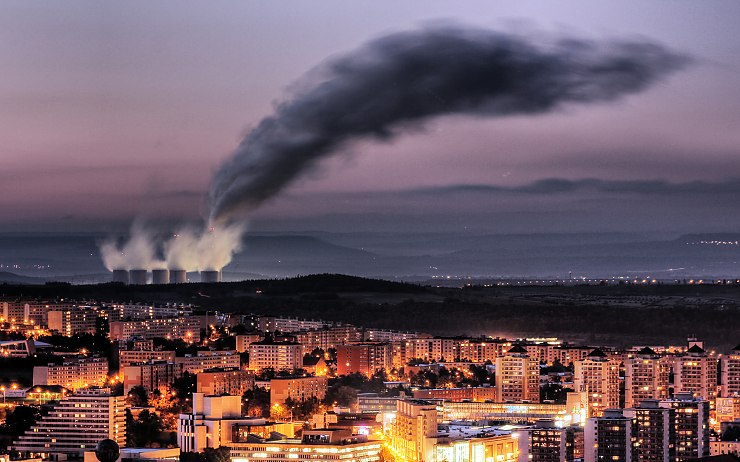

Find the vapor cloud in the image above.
[
  {"left": 99, "top": 222, "right": 244, "bottom": 272},
  {"left": 208, "top": 24, "right": 689, "bottom": 223}
]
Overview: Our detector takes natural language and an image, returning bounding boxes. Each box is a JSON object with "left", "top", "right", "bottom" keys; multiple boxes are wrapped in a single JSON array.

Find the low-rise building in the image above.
[
  {"left": 196, "top": 368, "right": 254, "bottom": 396},
  {"left": 270, "top": 376, "right": 327, "bottom": 406},
  {"left": 32, "top": 356, "right": 108, "bottom": 390}
]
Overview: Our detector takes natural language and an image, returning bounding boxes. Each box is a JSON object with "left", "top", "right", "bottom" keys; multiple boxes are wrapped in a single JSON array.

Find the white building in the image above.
[{"left": 11, "top": 388, "right": 126, "bottom": 458}]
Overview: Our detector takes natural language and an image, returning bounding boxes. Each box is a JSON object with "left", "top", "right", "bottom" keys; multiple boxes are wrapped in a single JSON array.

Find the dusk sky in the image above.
[{"left": 2, "top": 1, "right": 740, "bottom": 234}]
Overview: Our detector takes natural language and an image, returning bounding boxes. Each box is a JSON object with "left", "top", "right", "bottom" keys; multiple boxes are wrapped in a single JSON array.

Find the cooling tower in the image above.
[
  {"left": 200, "top": 270, "right": 222, "bottom": 283},
  {"left": 129, "top": 269, "right": 148, "bottom": 285},
  {"left": 112, "top": 269, "right": 130, "bottom": 284},
  {"left": 152, "top": 269, "right": 169, "bottom": 284},
  {"left": 169, "top": 269, "right": 187, "bottom": 284}
]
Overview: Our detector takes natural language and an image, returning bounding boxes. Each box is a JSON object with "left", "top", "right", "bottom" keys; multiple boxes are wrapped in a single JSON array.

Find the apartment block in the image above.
[
  {"left": 270, "top": 376, "right": 328, "bottom": 406},
  {"left": 624, "top": 347, "right": 670, "bottom": 408},
  {"left": 33, "top": 357, "right": 109, "bottom": 390},
  {"left": 574, "top": 349, "right": 620, "bottom": 416},
  {"left": 11, "top": 388, "right": 126, "bottom": 457},
  {"left": 196, "top": 368, "right": 254, "bottom": 396},
  {"left": 109, "top": 317, "right": 203, "bottom": 342},
  {"left": 495, "top": 345, "right": 541, "bottom": 403},
  {"left": 248, "top": 340, "right": 303, "bottom": 371},
  {"left": 673, "top": 344, "right": 718, "bottom": 401},
  {"left": 336, "top": 343, "right": 392, "bottom": 375},
  {"left": 721, "top": 344, "right": 740, "bottom": 397},
  {"left": 584, "top": 409, "right": 633, "bottom": 462}
]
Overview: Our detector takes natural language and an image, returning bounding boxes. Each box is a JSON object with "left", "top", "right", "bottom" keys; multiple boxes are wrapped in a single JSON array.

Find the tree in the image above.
[
  {"left": 127, "top": 409, "right": 164, "bottom": 447},
  {"left": 203, "top": 447, "right": 231, "bottom": 462},
  {"left": 2, "top": 405, "right": 41, "bottom": 436},
  {"left": 127, "top": 385, "right": 149, "bottom": 407},
  {"left": 243, "top": 387, "right": 270, "bottom": 417}
]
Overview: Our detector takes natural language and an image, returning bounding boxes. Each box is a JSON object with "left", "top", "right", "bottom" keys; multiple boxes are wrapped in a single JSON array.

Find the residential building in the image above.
[
  {"left": 624, "top": 347, "right": 671, "bottom": 408},
  {"left": 118, "top": 349, "right": 176, "bottom": 371},
  {"left": 269, "top": 376, "right": 327, "bottom": 406},
  {"left": 11, "top": 388, "right": 126, "bottom": 458},
  {"left": 123, "top": 361, "right": 180, "bottom": 393},
  {"left": 516, "top": 419, "right": 575, "bottom": 462},
  {"left": 673, "top": 345, "right": 719, "bottom": 401},
  {"left": 390, "top": 399, "right": 439, "bottom": 462},
  {"left": 175, "top": 350, "right": 241, "bottom": 374},
  {"left": 109, "top": 317, "right": 203, "bottom": 342},
  {"left": 33, "top": 356, "right": 108, "bottom": 390},
  {"left": 659, "top": 392, "right": 710, "bottom": 461},
  {"left": 495, "top": 345, "right": 541, "bottom": 403},
  {"left": 574, "top": 349, "right": 620, "bottom": 416},
  {"left": 197, "top": 368, "right": 254, "bottom": 396},
  {"left": 257, "top": 316, "right": 328, "bottom": 333},
  {"left": 248, "top": 340, "right": 303, "bottom": 371},
  {"left": 47, "top": 308, "right": 98, "bottom": 336},
  {"left": 235, "top": 333, "right": 262, "bottom": 352},
  {"left": 336, "top": 343, "right": 392, "bottom": 376},
  {"left": 584, "top": 409, "right": 633, "bottom": 462},
  {"left": 628, "top": 400, "right": 673, "bottom": 462},
  {"left": 721, "top": 344, "right": 740, "bottom": 397}
]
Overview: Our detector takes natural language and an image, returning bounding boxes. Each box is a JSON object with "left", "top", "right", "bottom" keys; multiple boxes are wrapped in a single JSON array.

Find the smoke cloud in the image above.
[
  {"left": 100, "top": 24, "right": 690, "bottom": 275},
  {"left": 208, "top": 25, "right": 689, "bottom": 223}
]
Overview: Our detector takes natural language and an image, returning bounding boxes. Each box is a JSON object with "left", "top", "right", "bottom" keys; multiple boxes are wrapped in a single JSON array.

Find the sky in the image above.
[{"left": 1, "top": 1, "right": 740, "bottom": 235}]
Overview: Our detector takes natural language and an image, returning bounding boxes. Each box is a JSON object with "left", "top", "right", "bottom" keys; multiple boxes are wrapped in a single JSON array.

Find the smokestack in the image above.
[
  {"left": 152, "top": 269, "right": 169, "bottom": 285},
  {"left": 112, "top": 269, "right": 130, "bottom": 285},
  {"left": 200, "top": 270, "right": 222, "bottom": 283},
  {"left": 129, "top": 269, "right": 148, "bottom": 285},
  {"left": 169, "top": 269, "right": 187, "bottom": 284}
]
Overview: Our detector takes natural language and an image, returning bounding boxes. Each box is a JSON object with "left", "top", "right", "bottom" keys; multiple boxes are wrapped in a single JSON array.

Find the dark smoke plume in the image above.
[{"left": 209, "top": 25, "right": 689, "bottom": 222}]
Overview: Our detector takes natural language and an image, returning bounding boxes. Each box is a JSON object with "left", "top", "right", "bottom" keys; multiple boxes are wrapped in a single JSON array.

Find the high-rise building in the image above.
[
  {"left": 495, "top": 345, "right": 541, "bottom": 403},
  {"left": 584, "top": 409, "right": 634, "bottom": 462},
  {"left": 629, "top": 400, "right": 673, "bottom": 462},
  {"left": 235, "top": 333, "right": 262, "bottom": 352},
  {"left": 574, "top": 349, "right": 620, "bottom": 416},
  {"left": 390, "top": 399, "right": 439, "bottom": 462},
  {"left": 11, "top": 388, "right": 126, "bottom": 458},
  {"left": 516, "top": 419, "right": 575, "bottom": 462},
  {"left": 336, "top": 343, "right": 392, "bottom": 376},
  {"left": 721, "top": 343, "right": 740, "bottom": 397},
  {"left": 673, "top": 345, "right": 718, "bottom": 401},
  {"left": 624, "top": 347, "right": 670, "bottom": 408},
  {"left": 175, "top": 350, "right": 241, "bottom": 374},
  {"left": 659, "top": 392, "right": 710, "bottom": 462}
]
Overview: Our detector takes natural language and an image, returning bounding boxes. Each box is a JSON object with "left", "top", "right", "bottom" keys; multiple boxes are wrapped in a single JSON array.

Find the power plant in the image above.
[
  {"left": 112, "top": 269, "right": 130, "bottom": 285},
  {"left": 169, "top": 269, "right": 187, "bottom": 284},
  {"left": 152, "top": 269, "right": 169, "bottom": 285},
  {"left": 200, "top": 270, "right": 222, "bottom": 283},
  {"left": 129, "top": 269, "right": 148, "bottom": 285},
  {"left": 110, "top": 268, "right": 222, "bottom": 284}
]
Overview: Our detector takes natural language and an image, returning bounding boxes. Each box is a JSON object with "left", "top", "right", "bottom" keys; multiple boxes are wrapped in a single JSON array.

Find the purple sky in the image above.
[{"left": 2, "top": 1, "right": 740, "bottom": 234}]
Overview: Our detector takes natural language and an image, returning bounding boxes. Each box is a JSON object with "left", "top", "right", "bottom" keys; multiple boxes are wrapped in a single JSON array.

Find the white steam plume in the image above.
[{"left": 99, "top": 222, "right": 165, "bottom": 271}]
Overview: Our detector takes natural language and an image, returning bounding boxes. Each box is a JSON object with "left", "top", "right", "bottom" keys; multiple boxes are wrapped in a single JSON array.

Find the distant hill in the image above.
[{"left": 0, "top": 271, "right": 47, "bottom": 284}]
